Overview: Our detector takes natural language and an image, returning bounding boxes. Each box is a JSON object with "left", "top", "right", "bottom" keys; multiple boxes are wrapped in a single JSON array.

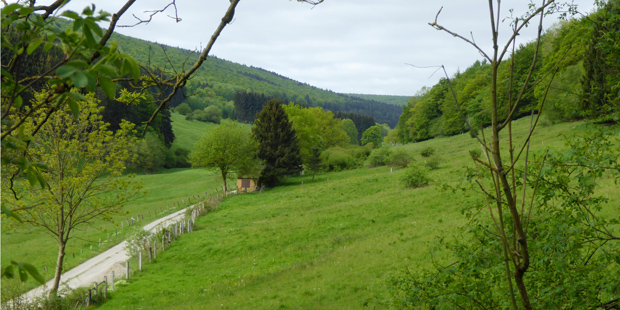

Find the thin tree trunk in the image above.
[
  {"left": 221, "top": 170, "right": 228, "bottom": 194},
  {"left": 50, "top": 239, "right": 66, "bottom": 297}
]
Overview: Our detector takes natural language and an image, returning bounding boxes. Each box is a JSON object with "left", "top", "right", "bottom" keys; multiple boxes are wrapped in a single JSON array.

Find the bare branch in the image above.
[
  {"left": 429, "top": 9, "right": 492, "bottom": 62},
  {"left": 120, "top": 0, "right": 181, "bottom": 28},
  {"left": 142, "top": 0, "right": 241, "bottom": 134}
]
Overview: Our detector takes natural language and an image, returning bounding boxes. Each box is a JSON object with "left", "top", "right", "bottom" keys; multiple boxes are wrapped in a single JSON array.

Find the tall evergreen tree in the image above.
[{"left": 253, "top": 99, "right": 302, "bottom": 187}]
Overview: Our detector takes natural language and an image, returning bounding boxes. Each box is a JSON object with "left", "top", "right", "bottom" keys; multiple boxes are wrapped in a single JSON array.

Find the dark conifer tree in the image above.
[{"left": 253, "top": 99, "right": 302, "bottom": 187}]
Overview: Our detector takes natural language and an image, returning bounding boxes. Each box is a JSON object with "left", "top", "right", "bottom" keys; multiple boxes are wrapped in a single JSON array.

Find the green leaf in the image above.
[
  {"left": 18, "top": 264, "right": 27, "bottom": 282},
  {"left": 1, "top": 206, "right": 21, "bottom": 222},
  {"left": 82, "top": 25, "right": 96, "bottom": 47},
  {"left": 26, "top": 39, "right": 43, "bottom": 55},
  {"left": 55, "top": 93, "right": 68, "bottom": 108},
  {"left": 121, "top": 57, "right": 141, "bottom": 81},
  {"left": 67, "top": 59, "right": 89, "bottom": 69},
  {"left": 26, "top": 167, "right": 37, "bottom": 187},
  {"left": 1, "top": 67, "right": 13, "bottom": 79},
  {"left": 85, "top": 19, "right": 103, "bottom": 37},
  {"left": 31, "top": 162, "right": 49, "bottom": 170},
  {"left": 1, "top": 3, "right": 22, "bottom": 15},
  {"left": 71, "top": 70, "right": 89, "bottom": 88},
  {"left": 2, "top": 265, "right": 14, "bottom": 279},
  {"left": 18, "top": 6, "right": 34, "bottom": 15},
  {"left": 94, "top": 64, "right": 119, "bottom": 78},
  {"left": 35, "top": 170, "right": 46, "bottom": 189},
  {"left": 61, "top": 11, "right": 80, "bottom": 20},
  {"left": 14, "top": 95, "right": 23, "bottom": 108},
  {"left": 68, "top": 99, "right": 80, "bottom": 119},
  {"left": 68, "top": 92, "right": 88, "bottom": 102},
  {"left": 73, "top": 18, "right": 85, "bottom": 31},
  {"left": 21, "top": 263, "right": 45, "bottom": 284},
  {"left": 99, "top": 76, "right": 116, "bottom": 99},
  {"left": 44, "top": 42, "right": 55, "bottom": 52},
  {"left": 57, "top": 65, "right": 77, "bottom": 78}
]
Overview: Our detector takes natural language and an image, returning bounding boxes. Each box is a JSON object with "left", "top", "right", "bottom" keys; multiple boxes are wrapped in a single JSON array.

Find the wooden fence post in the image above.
[
  {"left": 149, "top": 247, "right": 153, "bottom": 264},
  {"left": 139, "top": 252, "right": 142, "bottom": 271},
  {"left": 125, "top": 261, "right": 129, "bottom": 279},
  {"left": 112, "top": 271, "right": 115, "bottom": 290},
  {"left": 104, "top": 276, "right": 108, "bottom": 299},
  {"left": 94, "top": 281, "right": 99, "bottom": 303},
  {"left": 86, "top": 289, "right": 91, "bottom": 307}
]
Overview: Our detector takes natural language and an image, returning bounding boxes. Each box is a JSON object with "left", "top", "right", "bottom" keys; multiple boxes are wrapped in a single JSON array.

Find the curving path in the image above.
[{"left": 18, "top": 206, "right": 192, "bottom": 303}]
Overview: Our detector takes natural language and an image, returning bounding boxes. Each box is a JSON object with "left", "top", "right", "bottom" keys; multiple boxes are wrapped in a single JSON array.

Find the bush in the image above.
[
  {"left": 365, "top": 147, "right": 392, "bottom": 168},
  {"left": 424, "top": 156, "right": 441, "bottom": 170},
  {"left": 204, "top": 105, "right": 222, "bottom": 124},
  {"left": 175, "top": 102, "right": 192, "bottom": 115},
  {"left": 388, "top": 148, "right": 414, "bottom": 168},
  {"left": 322, "top": 147, "right": 361, "bottom": 171},
  {"left": 420, "top": 146, "right": 435, "bottom": 158},
  {"left": 401, "top": 165, "right": 430, "bottom": 188}
]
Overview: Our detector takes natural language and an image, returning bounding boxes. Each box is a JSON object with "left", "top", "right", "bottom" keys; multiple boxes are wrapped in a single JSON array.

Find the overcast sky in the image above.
[{"left": 32, "top": 0, "right": 597, "bottom": 96}]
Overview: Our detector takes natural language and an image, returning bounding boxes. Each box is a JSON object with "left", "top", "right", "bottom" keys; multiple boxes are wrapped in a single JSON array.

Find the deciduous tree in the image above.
[
  {"left": 189, "top": 120, "right": 258, "bottom": 193},
  {"left": 1, "top": 92, "right": 141, "bottom": 297}
]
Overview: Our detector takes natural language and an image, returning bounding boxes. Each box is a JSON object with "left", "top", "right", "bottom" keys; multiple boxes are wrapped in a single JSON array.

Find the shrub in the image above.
[
  {"left": 175, "top": 102, "right": 193, "bottom": 115},
  {"left": 365, "top": 147, "right": 392, "bottom": 168},
  {"left": 425, "top": 156, "right": 441, "bottom": 170},
  {"left": 322, "top": 147, "right": 361, "bottom": 171},
  {"left": 420, "top": 146, "right": 435, "bottom": 158},
  {"left": 401, "top": 165, "right": 430, "bottom": 188},
  {"left": 388, "top": 148, "right": 414, "bottom": 168}
]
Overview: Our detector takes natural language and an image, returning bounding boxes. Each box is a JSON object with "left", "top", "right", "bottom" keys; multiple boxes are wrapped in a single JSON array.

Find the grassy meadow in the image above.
[
  {"left": 1, "top": 113, "right": 222, "bottom": 301},
  {"left": 96, "top": 118, "right": 618, "bottom": 309},
  {"left": 2, "top": 115, "right": 617, "bottom": 307}
]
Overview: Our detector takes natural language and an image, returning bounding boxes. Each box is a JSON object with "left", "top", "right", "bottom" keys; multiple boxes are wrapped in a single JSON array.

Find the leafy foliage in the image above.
[
  {"left": 400, "top": 165, "right": 430, "bottom": 188},
  {"left": 364, "top": 147, "right": 392, "bottom": 168},
  {"left": 1, "top": 92, "right": 142, "bottom": 295},
  {"left": 361, "top": 125, "right": 384, "bottom": 148},
  {"left": 253, "top": 100, "right": 303, "bottom": 187},
  {"left": 190, "top": 120, "right": 258, "bottom": 192}
]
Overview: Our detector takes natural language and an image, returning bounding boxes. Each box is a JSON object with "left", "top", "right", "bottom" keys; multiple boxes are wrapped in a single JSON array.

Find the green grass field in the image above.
[
  {"left": 2, "top": 117, "right": 617, "bottom": 308},
  {"left": 170, "top": 112, "right": 216, "bottom": 151},
  {"left": 0, "top": 113, "right": 229, "bottom": 301},
  {"left": 94, "top": 118, "right": 618, "bottom": 309}
]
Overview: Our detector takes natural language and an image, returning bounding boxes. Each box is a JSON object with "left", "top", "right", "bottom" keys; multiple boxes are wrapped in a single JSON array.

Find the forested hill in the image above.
[
  {"left": 346, "top": 94, "right": 411, "bottom": 106},
  {"left": 395, "top": 1, "right": 619, "bottom": 143},
  {"left": 111, "top": 33, "right": 403, "bottom": 127}
]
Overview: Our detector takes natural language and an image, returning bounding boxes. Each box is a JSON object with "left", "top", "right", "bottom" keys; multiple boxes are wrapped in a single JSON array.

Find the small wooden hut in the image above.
[{"left": 236, "top": 177, "right": 257, "bottom": 193}]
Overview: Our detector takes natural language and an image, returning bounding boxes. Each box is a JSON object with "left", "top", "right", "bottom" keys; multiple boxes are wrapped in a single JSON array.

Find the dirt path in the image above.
[{"left": 19, "top": 206, "right": 192, "bottom": 302}]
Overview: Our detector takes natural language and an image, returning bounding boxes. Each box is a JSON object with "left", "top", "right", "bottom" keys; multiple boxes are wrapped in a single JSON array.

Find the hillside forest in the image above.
[{"left": 396, "top": 1, "right": 620, "bottom": 143}]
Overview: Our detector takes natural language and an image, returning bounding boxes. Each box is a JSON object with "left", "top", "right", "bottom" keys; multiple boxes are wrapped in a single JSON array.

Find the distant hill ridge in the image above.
[{"left": 110, "top": 31, "right": 404, "bottom": 127}]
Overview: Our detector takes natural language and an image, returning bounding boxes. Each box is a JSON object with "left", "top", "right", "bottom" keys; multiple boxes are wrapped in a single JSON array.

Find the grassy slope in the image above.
[
  {"left": 99, "top": 119, "right": 617, "bottom": 309},
  {"left": 170, "top": 112, "right": 217, "bottom": 151},
  {"left": 0, "top": 114, "right": 222, "bottom": 301}
]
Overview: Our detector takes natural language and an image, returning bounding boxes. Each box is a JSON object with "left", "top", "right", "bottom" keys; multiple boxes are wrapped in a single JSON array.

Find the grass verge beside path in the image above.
[{"left": 1, "top": 168, "right": 226, "bottom": 302}]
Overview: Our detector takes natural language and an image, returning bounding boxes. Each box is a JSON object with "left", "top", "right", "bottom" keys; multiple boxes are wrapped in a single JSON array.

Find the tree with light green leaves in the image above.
[
  {"left": 361, "top": 125, "right": 384, "bottom": 148},
  {"left": 339, "top": 118, "right": 359, "bottom": 145},
  {"left": 283, "top": 103, "right": 348, "bottom": 166},
  {"left": 189, "top": 120, "right": 259, "bottom": 193},
  {"left": 1, "top": 92, "right": 142, "bottom": 297}
]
